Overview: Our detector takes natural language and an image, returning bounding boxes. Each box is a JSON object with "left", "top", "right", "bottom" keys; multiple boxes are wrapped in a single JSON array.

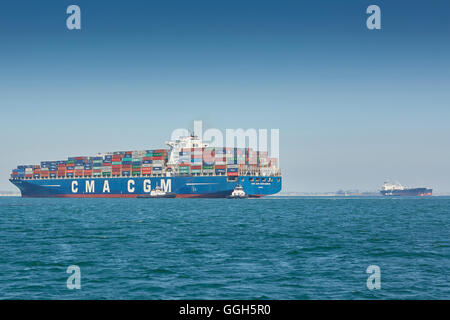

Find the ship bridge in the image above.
[{"left": 166, "top": 135, "right": 209, "bottom": 165}]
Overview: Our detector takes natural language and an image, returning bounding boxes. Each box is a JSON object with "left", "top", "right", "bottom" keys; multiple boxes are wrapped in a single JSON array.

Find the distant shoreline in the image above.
[
  {"left": 1, "top": 193, "right": 449, "bottom": 198},
  {"left": 269, "top": 192, "right": 450, "bottom": 197},
  {"left": 0, "top": 193, "right": 20, "bottom": 197}
]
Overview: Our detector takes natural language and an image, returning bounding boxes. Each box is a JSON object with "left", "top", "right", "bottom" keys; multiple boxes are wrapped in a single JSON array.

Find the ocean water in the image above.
[{"left": 0, "top": 196, "right": 449, "bottom": 300}]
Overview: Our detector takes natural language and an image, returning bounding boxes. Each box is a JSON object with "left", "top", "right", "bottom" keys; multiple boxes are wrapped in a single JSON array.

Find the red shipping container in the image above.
[
  {"left": 151, "top": 156, "right": 165, "bottom": 160},
  {"left": 215, "top": 165, "right": 226, "bottom": 169},
  {"left": 203, "top": 150, "right": 215, "bottom": 160},
  {"left": 191, "top": 165, "right": 202, "bottom": 170},
  {"left": 84, "top": 170, "right": 92, "bottom": 175},
  {"left": 227, "top": 172, "right": 238, "bottom": 176}
]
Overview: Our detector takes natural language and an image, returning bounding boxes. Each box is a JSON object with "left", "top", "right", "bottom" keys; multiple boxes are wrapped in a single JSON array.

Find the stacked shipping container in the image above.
[{"left": 11, "top": 147, "right": 277, "bottom": 179}]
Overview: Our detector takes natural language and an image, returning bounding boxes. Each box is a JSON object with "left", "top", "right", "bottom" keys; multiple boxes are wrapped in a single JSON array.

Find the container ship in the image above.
[
  {"left": 9, "top": 135, "right": 281, "bottom": 198},
  {"left": 380, "top": 182, "right": 432, "bottom": 196}
]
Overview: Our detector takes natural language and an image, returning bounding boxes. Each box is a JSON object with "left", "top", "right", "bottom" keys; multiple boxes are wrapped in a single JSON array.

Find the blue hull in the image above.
[{"left": 9, "top": 176, "right": 282, "bottom": 198}]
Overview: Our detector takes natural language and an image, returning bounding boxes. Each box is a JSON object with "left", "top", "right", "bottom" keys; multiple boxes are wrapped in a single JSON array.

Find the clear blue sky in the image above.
[{"left": 1, "top": 0, "right": 449, "bottom": 192}]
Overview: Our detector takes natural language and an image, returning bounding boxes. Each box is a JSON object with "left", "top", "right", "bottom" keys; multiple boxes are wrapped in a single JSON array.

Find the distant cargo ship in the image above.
[
  {"left": 9, "top": 134, "right": 281, "bottom": 198},
  {"left": 380, "top": 182, "right": 432, "bottom": 196}
]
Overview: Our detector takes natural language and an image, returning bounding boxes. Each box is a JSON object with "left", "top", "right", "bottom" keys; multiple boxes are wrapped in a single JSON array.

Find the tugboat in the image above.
[
  {"left": 227, "top": 185, "right": 249, "bottom": 199},
  {"left": 137, "top": 186, "right": 176, "bottom": 198}
]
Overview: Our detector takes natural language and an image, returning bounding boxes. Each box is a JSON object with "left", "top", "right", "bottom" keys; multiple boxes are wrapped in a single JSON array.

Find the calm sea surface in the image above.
[{"left": 0, "top": 197, "right": 449, "bottom": 299}]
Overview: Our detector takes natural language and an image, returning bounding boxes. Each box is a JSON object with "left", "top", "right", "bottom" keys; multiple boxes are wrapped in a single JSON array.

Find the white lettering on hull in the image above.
[
  {"left": 71, "top": 181, "right": 78, "bottom": 193},
  {"left": 85, "top": 180, "right": 95, "bottom": 193},
  {"left": 127, "top": 180, "right": 135, "bottom": 193},
  {"left": 103, "top": 180, "right": 110, "bottom": 193},
  {"left": 143, "top": 179, "right": 151, "bottom": 193},
  {"left": 70, "top": 179, "right": 172, "bottom": 194},
  {"left": 161, "top": 179, "right": 171, "bottom": 192}
]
